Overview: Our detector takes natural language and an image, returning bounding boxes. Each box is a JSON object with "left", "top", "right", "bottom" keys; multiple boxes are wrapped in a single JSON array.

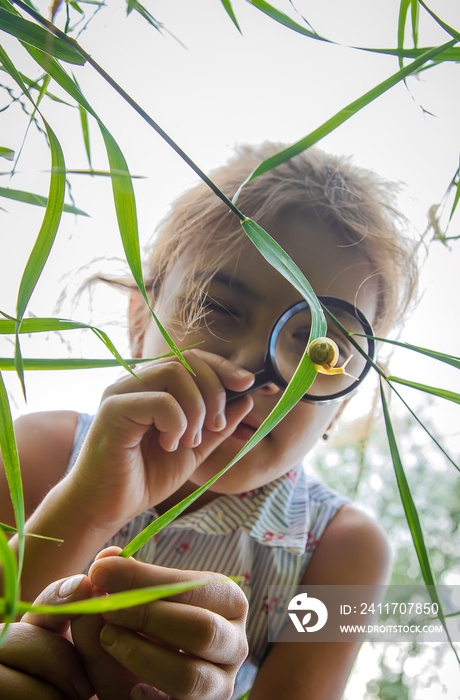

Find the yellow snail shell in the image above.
[{"left": 308, "top": 337, "right": 357, "bottom": 378}]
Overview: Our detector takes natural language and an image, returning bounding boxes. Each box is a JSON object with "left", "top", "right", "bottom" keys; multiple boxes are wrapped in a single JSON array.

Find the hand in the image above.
[
  {"left": 0, "top": 574, "right": 94, "bottom": 700},
  {"left": 66, "top": 350, "right": 254, "bottom": 528},
  {"left": 71, "top": 547, "right": 249, "bottom": 700}
]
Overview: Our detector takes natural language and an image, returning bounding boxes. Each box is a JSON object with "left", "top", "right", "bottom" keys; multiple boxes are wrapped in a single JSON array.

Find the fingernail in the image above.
[
  {"left": 192, "top": 429, "right": 202, "bottom": 446},
  {"left": 235, "top": 367, "right": 253, "bottom": 378},
  {"left": 215, "top": 411, "right": 226, "bottom": 430},
  {"left": 100, "top": 623, "right": 118, "bottom": 647},
  {"left": 131, "top": 686, "right": 145, "bottom": 700},
  {"left": 58, "top": 574, "right": 85, "bottom": 598}
]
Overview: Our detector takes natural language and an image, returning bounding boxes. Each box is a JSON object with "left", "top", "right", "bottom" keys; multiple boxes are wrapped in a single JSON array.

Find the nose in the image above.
[{"left": 228, "top": 337, "right": 267, "bottom": 374}]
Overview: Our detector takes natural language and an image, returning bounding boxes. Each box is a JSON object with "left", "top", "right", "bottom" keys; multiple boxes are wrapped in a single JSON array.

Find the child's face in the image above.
[{"left": 136, "top": 213, "right": 377, "bottom": 493}]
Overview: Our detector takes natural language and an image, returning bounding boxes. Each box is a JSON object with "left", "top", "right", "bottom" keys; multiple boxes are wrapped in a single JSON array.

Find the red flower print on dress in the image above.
[
  {"left": 262, "top": 595, "right": 283, "bottom": 614},
  {"left": 176, "top": 541, "right": 191, "bottom": 555},
  {"left": 306, "top": 530, "right": 319, "bottom": 550}
]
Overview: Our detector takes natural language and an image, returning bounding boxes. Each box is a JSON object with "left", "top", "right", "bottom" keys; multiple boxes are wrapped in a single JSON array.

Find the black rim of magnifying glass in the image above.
[{"left": 267, "top": 295, "right": 376, "bottom": 405}]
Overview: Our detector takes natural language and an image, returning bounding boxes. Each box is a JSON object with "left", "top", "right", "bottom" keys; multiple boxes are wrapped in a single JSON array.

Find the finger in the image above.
[
  {"left": 102, "top": 598, "right": 247, "bottom": 665},
  {"left": 0, "top": 622, "right": 93, "bottom": 700},
  {"left": 182, "top": 350, "right": 254, "bottom": 435},
  {"left": 0, "top": 663, "right": 64, "bottom": 700},
  {"left": 22, "top": 574, "right": 93, "bottom": 634},
  {"left": 71, "top": 610, "right": 138, "bottom": 700},
  {"left": 89, "top": 556, "right": 248, "bottom": 621},
  {"left": 192, "top": 393, "right": 253, "bottom": 464},
  {"left": 96, "top": 390, "right": 189, "bottom": 453},
  {"left": 99, "top": 625, "right": 234, "bottom": 700}
]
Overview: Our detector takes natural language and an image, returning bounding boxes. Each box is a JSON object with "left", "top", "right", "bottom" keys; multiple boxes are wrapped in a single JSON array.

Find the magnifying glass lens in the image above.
[{"left": 273, "top": 303, "right": 371, "bottom": 400}]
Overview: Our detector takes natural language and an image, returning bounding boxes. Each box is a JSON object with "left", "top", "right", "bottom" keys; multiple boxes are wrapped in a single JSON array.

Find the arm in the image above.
[
  {"left": 5, "top": 352, "right": 254, "bottom": 601},
  {"left": 247, "top": 504, "right": 392, "bottom": 700}
]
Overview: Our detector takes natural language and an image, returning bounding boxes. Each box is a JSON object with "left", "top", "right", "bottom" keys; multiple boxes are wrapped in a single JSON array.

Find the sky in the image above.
[{"left": 1, "top": 1, "right": 460, "bottom": 696}]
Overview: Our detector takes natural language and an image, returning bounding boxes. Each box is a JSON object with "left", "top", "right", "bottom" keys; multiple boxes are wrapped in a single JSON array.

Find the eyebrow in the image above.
[{"left": 211, "top": 271, "right": 263, "bottom": 301}]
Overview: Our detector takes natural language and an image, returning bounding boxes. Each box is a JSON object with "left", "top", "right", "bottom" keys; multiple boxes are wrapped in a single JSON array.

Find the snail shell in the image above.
[{"left": 308, "top": 337, "right": 339, "bottom": 369}]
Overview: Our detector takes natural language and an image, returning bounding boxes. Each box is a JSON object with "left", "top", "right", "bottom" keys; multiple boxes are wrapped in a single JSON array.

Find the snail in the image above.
[{"left": 308, "top": 337, "right": 357, "bottom": 378}]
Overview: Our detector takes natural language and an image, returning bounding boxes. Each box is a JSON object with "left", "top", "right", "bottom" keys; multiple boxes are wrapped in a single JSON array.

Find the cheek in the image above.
[{"left": 274, "top": 403, "right": 340, "bottom": 459}]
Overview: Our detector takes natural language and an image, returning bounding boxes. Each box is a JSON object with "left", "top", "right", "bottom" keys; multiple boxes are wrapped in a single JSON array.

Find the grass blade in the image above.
[
  {"left": 0, "top": 371, "right": 24, "bottom": 631},
  {"left": 0, "top": 578, "right": 215, "bottom": 617},
  {"left": 387, "top": 376, "right": 460, "bottom": 404},
  {"left": 232, "top": 40, "right": 457, "bottom": 202},
  {"left": 247, "top": 0, "right": 322, "bottom": 39},
  {"left": 0, "top": 529, "right": 18, "bottom": 643},
  {"left": 0, "top": 523, "right": 63, "bottom": 542},
  {"left": 0, "top": 6, "right": 85, "bottom": 64},
  {"left": 379, "top": 378, "right": 457, "bottom": 657},
  {"left": 99, "top": 124, "right": 192, "bottom": 372},
  {"left": 356, "top": 335, "right": 460, "bottom": 369},
  {"left": 219, "top": 0, "right": 242, "bottom": 33},
  {"left": 0, "top": 147, "right": 14, "bottom": 161},
  {"left": 79, "top": 105, "right": 92, "bottom": 170},
  {"left": 15, "top": 123, "right": 65, "bottom": 322},
  {"left": 0, "top": 185, "right": 88, "bottom": 215}
]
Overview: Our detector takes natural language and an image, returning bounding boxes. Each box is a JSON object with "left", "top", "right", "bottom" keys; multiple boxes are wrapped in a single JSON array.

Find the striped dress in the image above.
[{"left": 69, "top": 413, "right": 349, "bottom": 698}]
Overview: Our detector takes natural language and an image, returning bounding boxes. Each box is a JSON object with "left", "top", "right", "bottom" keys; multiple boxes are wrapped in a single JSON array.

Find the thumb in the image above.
[{"left": 22, "top": 573, "right": 93, "bottom": 634}]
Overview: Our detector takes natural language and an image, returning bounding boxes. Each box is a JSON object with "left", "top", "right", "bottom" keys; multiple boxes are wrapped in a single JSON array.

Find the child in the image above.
[{"left": 0, "top": 143, "right": 417, "bottom": 699}]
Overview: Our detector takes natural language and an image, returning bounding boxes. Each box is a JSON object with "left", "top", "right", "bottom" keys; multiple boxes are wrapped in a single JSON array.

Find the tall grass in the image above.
[{"left": 0, "top": 0, "right": 459, "bottom": 666}]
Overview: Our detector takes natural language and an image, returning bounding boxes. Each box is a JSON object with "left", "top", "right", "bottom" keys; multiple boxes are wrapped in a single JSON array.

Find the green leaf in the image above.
[
  {"left": 0, "top": 147, "right": 14, "bottom": 161},
  {"left": 0, "top": 354, "right": 179, "bottom": 370},
  {"left": 0, "top": 523, "right": 63, "bottom": 542},
  {"left": 0, "top": 528, "right": 18, "bottom": 643},
  {"left": 0, "top": 316, "right": 138, "bottom": 378},
  {"left": 0, "top": 186, "right": 88, "bottom": 215},
  {"left": 356, "top": 335, "right": 460, "bottom": 369},
  {"left": 79, "top": 105, "right": 92, "bottom": 170},
  {"left": 387, "top": 376, "right": 460, "bottom": 404},
  {"left": 219, "top": 0, "right": 242, "bottom": 33},
  {"left": 232, "top": 39, "right": 457, "bottom": 202},
  {"left": 417, "top": 0, "right": 460, "bottom": 42},
  {"left": 247, "top": 0, "right": 321, "bottom": 39},
  {"left": 0, "top": 372, "right": 24, "bottom": 630},
  {"left": 14, "top": 124, "right": 65, "bottom": 324},
  {"left": 1, "top": 578, "right": 214, "bottom": 617},
  {"left": 99, "top": 125, "right": 192, "bottom": 372},
  {"left": 379, "top": 378, "right": 454, "bottom": 648},
  {"left": 0, "top": 7, "right": 85, "bottom": 65}
]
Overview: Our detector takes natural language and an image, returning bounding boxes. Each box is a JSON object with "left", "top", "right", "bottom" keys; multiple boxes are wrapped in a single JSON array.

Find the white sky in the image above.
[{"left": 1, "top": 1, "right": 460, "bottom": 695}]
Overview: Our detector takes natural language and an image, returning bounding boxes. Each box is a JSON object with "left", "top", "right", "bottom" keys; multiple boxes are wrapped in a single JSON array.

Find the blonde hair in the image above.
[{"left": 141, "top": 142, "right": 417, "bottom": 336}]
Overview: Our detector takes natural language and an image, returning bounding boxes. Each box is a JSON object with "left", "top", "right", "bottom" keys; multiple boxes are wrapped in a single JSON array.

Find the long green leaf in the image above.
[
  {"left": 219, "top": 0, "right": 242, "bottom": 33},
  {"left": 387, "top": 376, "right": 460, "bottom": 404},
  {"left": 0, "top": 147, "right": 14, "bottom": 161},
  {"left": 0, "top": 528, "right": 18, "bottom": 643},
  {"left": 15, "top": 125, "right": 65, "bottom": 322},
  {"left": 99, "top": 125, "right": 192, "bottom": 372},
  {"left": 0, "top": 7, "right": 85, "bottom": 64},
  {"left": 379, "top": 378, "right": 456, "bottom": 655},
  {"left": 232, "top": 39, "right": 457, "bottom": 202},
  {"left": 0, "top": 522, "right": 63, "bottom": 542},
  {"left": 0, "top": 185, "right": 88, "bottom": 215},
  {"left": 356, "top": 335, "right": 460, "bottom": 369},
  {"left": 0, "top": 316, "right": 138, "bottom": 378},
  {"left": 0, "top": 372, "right": 24, "bottom": 630},
  {"left": 0, "top": 353, "right": 184, "bottom": 370},
  {"left": 0, "top": 578, "right": 214, "bottom": 617}
]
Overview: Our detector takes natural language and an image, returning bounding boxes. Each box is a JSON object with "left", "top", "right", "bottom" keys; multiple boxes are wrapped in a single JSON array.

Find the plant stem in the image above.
[{"left": 10, "top": 0, "right": 246, "bottom": 222}]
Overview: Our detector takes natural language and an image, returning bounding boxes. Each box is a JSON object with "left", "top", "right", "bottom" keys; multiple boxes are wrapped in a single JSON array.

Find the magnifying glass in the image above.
[{"left": 226, "top": 295, "right": 375, "bottom": 405}]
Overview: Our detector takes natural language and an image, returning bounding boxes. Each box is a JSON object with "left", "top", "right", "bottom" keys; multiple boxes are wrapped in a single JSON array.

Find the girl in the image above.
[{"left": 0, "top": 143, "right": 417, "bottom": 699}]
